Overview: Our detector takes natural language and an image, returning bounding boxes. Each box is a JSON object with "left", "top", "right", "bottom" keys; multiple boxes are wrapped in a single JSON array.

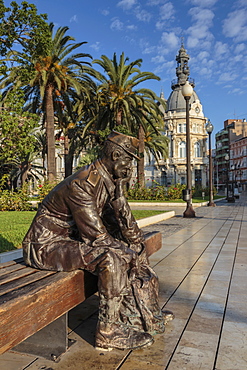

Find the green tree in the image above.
[
  {"left": 54, "top": 78, "right": 98, "bottom": 177},
  {"left": 143, "top": 124, "right": 169, "bottom": 165},
  {"left": 28, "top": 24, "right": 94, "bottom": 182},
  {"left": 93, "top": 52, "right": 167, "bottom": 186},
  {"left": 7, "top": 151, "right": 44, "bottom": 188},
  {"left": 1, "top": 23, "right": 94, "bottom": 182},
  {"left": 0, "top": 90, "right": 39, "bottom": 186},
  {"left": 0, "top": 0, "right": 50, "bottom": 73}
]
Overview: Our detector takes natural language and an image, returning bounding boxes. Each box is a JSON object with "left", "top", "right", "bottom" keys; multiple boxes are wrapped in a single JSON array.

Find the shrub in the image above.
[
  {"left": 0, "top": 185, "right": 32, "bottom": 211},
  {"left": 127, "top": 181, "right": 186, "bottom": 201},
  {"left": 37, "top": 180, "right": 57, "bottom": 201},
  {"left": 167, "top": 184, "right": 186, "bottom": 200},
  {"left": 193, "top": 185, "right": 217, "bottom": 198}
]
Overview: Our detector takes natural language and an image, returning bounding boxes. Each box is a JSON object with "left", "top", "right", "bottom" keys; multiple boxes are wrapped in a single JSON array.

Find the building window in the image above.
[
  {"left": 161, "top": 171, "right": 167, "bottom": 186},
  {"left": 178, "top": 123, "right": 186, "bottom": 133},
  {"left": 194, "top": 141, "right": 201, "bottom": 157},
  {"left": 179, "top": 141, "right": 186, "bottom": 158},
  {"left": 195, "top": 169, "right": 202, "bottom": 186}
]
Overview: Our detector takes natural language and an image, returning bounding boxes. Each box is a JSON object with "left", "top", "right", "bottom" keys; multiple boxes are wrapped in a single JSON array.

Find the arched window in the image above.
[
  {"left": 194, "top": 141, "right": 201, "bottom": 157},
  {"left": 179, "top": 141, "right": 186, "bottom": 158}
]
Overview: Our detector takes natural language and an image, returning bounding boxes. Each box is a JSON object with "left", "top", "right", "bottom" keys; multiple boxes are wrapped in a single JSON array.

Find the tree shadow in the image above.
[{"left": 0, "top": 234, "right": 16, "bottom": 253}]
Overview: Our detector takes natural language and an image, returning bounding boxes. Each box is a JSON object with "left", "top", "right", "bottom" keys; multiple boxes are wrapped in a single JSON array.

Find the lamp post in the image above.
[
  {"left": 225, "top": 153, "right": 229, "bottom": 199},
  {"left": 181, "top": 80, "right": 195, "bottom": 218},
  {"left": 205, "top": 119, "right": 216, "bottom": 207},
  {"left": 225, "top": 153, "right": 235, "bottom": 202}
]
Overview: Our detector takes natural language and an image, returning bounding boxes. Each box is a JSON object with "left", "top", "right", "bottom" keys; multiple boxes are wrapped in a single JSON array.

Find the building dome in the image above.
[
  {"left": 165, "top": 43, "right": 202, "bottom": 113},
  {"left": 166, "top": 83, "right": 201, "bottom": 113}
]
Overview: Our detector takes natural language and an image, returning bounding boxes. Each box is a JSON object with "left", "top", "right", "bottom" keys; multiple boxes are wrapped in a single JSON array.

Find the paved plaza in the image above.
[{"left": 1, "top": 195, "right": 247, "bottom": 369}]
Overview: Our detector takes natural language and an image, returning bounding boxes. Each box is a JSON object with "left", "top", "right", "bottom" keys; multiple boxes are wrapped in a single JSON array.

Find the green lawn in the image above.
[
  {"left": 132, "top": 210, "right": 166, "bottom": 219},
  {"left": 0, "top": 209, "right": 165, "bottom": 253},
  {"left": 0, "top": 211, "right": 35, "bottom": 252}
]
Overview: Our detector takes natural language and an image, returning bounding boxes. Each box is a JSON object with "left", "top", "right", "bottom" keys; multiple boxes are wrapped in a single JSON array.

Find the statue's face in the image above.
[{"left": 112, "top": 154, "right": 133, "bottom": 180}]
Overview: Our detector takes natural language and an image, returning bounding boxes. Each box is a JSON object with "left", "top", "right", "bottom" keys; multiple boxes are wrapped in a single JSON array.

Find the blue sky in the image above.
[{"left": 4, "top": 0, "right": 247, "bottom": 142}]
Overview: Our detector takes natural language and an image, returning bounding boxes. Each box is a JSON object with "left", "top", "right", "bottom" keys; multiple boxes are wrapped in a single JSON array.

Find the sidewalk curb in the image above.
[
  {"left": 137, "top": 211, "right": 175, "bottom": 228},
  {"left": 0, "top": 249, "right": 23, "bottom": 263},
  {"left": 130, "top": 197, "right": 226, "bottom": 208}
]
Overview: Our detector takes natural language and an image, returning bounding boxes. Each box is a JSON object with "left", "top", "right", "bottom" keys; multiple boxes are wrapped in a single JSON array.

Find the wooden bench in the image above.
[{"left": 0, "top": 231, "right": 162, "bottom": 361}]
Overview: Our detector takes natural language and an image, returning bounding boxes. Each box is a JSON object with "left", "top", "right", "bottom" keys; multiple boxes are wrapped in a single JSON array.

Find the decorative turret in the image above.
[
  {"left": 171, "top": 42, "right": 195, "bottom": 90},
  {"left": 176, "top": 43, "right": 190, "bottom": 84},
  {"left": 166, "top": 42, "right": 199, "bottom": 113}
]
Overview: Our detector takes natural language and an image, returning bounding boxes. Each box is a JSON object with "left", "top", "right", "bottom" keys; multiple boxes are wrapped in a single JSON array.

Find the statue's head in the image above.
[
  {"left": 106, "top": 131, "right": 140, "bottom": 160},
  {"left": 101, "top": 131, "right": 139, "bottom": 180}
]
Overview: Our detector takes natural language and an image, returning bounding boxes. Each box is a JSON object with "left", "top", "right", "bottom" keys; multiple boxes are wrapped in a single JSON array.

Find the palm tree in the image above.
[
  {"left": 1, "top": 24, "right": 94, "bottom": 182},
  {"left": 29, "top": 25, "right": 94, "bottom": 182},
  {"left": 143, "top": 124, "right": 169, "bottom": 163},
  {"left": 6, "top": 152, "right": 44, "bottom": 189},
  {"left": 93, "top": 52, "right": 167, "bottom": 186},
  {"left": 54, "top": 78, "right": 98, "bottom": 177}
]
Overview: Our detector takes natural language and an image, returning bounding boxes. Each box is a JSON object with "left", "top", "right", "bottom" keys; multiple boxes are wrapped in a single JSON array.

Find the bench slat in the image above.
[
  {"left": 0, "top": 269, "right": 55, "bottom": 296},
  {"left": 0, "top": 263, "right": 26, "bottom": 277},
  {"left": 0, "top": 258, "right": 23, "bottom": 270},
  {"left": 0, "top": 266, "right": 36, "bottom": 286}
]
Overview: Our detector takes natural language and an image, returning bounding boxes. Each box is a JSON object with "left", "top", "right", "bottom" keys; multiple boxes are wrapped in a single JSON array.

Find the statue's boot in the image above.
[
  {"left": 95, "top": 295, "right": 153, "bottom": 351},
  {"left": 95, "top": 322, "right": 153, "bottom": 351},
  {"left": 162, "top": 309, "right": 175, "bottom": 325},
  {"left": 149, "top": 310, "right": 175, "bottom": 335}
]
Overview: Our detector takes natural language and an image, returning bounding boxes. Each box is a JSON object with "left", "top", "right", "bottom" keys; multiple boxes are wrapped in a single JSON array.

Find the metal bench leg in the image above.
[{"left": 13, "top": 313, "right": 68, "bottom": 361}]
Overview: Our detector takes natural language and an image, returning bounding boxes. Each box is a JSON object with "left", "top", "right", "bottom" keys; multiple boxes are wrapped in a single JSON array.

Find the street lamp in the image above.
[
  {"left": 181, "top": 80, "right": 195, "bottom": 218},
  {"left": 205, "top": 119, "right": 216, "bottom": 207}
]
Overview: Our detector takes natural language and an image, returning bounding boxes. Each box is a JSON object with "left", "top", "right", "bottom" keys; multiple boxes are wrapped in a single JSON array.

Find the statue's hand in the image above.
[{"left": 115, "top": 178, "right": 127, "bottom": 198}]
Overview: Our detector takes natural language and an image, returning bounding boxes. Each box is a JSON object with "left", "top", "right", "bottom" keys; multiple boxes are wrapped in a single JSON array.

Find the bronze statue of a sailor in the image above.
[{"left": 23, "top": 131, "right": 173, "bottom": 351}]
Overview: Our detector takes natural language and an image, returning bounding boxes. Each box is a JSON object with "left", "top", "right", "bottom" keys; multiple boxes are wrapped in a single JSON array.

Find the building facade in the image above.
[
  {"left": 156, "top": 43, "right": 208, "bottom": 188},
  {"left": 215, "top": 119, "right": 247, "bottom": 192},
  {"left": 230, "top": 137, "right": 247, "bottom": 191}
]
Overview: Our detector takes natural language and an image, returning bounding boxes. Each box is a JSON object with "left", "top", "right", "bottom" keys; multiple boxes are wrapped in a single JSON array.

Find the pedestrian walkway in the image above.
[{"left": 1, "top": 196, "right": 246, "bottom": 369}]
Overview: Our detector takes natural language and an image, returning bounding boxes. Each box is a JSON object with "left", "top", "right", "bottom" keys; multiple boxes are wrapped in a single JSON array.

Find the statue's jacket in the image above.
[{"left": 23, "top": 159, "right": 144, "bottom": 272}]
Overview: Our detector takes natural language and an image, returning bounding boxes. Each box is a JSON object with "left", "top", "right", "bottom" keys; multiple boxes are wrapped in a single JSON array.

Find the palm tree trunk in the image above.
[
  {"left": 116, "top": 109, "right": 122, "bottom": 126},
  {"left": 137, "top": 125, "right": 145, "bottom": 188},
  {"left": 45, "top": 84, "right": 56, "bottom": 182},
  {"left": 20, "top": 160, "right": 29, "bottom": 186}
]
